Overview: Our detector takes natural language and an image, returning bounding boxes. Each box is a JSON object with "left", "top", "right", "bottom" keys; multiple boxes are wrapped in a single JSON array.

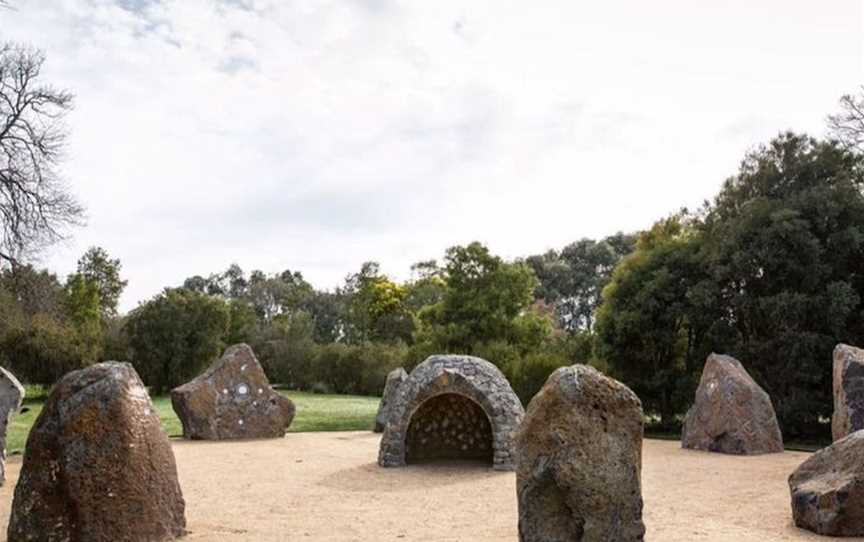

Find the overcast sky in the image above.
[{"left": 1, "top": 0, "right": 862, "bottom": 312}]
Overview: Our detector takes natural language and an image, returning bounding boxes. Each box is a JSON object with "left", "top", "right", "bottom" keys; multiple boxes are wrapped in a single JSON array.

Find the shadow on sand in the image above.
[{"left": 318, "top": 459, "right": 509, "bottom": 493}]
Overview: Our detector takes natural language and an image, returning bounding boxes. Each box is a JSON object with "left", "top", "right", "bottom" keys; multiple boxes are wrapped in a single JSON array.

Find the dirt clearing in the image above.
[{"left": 0, "top": 432, "right": 855, "bottom": 541}]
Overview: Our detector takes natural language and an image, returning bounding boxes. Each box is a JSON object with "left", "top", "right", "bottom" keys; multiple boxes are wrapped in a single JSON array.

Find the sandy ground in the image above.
[{"left": 0, "top": 432, "right": 858, "bottom": 541}]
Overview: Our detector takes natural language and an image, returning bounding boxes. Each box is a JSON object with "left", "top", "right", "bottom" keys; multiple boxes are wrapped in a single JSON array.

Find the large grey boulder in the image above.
[
  {"left": 171, "top": 343, "right": 295, "bottom": 440},
  {"left": 789, "top": 430, "right": 864, "bottom": 536},
  {"left": 374, "top": 367, "right": 407, "bottom": 433},
  {"left": 832, "top": 343, "right": 864, "bottom": 441},
  {"left": 8, "top": 362, "right": 185, "bottom": 542},
  {"left": 681, "top": 353, "right": 783, "bottom": 455},
  {"left": 516, "top": 365, "right": 645, "bottom": 542},
  {"left": 0, "top": 366, "right": 24, "bottom": 485}
]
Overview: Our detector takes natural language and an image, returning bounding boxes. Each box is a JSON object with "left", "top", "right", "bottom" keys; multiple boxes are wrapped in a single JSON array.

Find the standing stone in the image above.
[
  {"left": 374, "top": 367, "right": 407, "bottom": 433},
  {"left": 515, "top": 365, "right": 645, "bottom": 542},
  {"left": 0, "top": 367, "right": 24, "bottom": 485},
  {"left": 832, "top": 343, "right": 864, "bottom": 441},
  {"left": 8, "top": 362, "right": 185, "bottom": 542},
  {"left": 681, "top": 353, "right": 783, "bottom": 455},
  {"left": 789, "top": 430, "right": 864, "bottom": 536},
  {"left": 171, "top": 343, "right": 295, "bottom": 440}
]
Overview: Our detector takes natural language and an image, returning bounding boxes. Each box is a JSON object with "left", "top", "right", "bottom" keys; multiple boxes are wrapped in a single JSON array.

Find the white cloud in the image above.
[{"left": 1, "top": 0, "right": 862, "bottom": 310}]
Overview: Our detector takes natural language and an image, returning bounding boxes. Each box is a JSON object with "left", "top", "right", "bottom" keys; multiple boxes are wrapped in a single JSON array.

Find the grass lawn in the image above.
[{"left": 8, "top": 391, "right": 381, "bottom": 455}]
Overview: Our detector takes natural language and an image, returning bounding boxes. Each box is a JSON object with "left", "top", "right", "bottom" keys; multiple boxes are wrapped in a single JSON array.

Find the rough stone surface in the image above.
[
  {"left": 172, "top": 343, "right": 295, "bottom": 440},
  {"left": 373, "top": 367, "right": 407, "bottom": 433},
  {"left": 515, "top": 364, "right": 645, "bottom": 542},
  {"left": 406, "top": 393, "right": 493, "bottom": 462},
  {"left": 8, "top": 362, "right": 185, "bottom": 542},
  {"left": 0, "top": 366, "right": 24, "bottom": 486},
  {"left": 789, "top": 430, "right": 864, "bottom": 536},
  {"left": 681, "top": 353, "right": 783, "bottom": 455},
  {"left": 378, "top": 355, "right": 524, "bottom": 471},
  {"left": 832, "top": 343, "right": 864, "bottom": 442}
]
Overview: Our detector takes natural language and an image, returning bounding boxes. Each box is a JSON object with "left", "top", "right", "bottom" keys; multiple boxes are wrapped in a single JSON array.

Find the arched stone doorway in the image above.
[
  {"left": 378, "top": 355, "right": 524, "bottom": 471},
  {"left": 405, "top": 393, "right": 493, "bottom": 464}
]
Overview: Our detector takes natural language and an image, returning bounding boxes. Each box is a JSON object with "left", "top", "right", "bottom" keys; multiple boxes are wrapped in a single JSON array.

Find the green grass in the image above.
[
  {"left": 285, "top": 391, "right": 381, "bottom": 432},
  {"left": 8, "top": 398, "right": 43, "bottom": 455},
  {"left": 8, "top": 390, "right": 380, "bottom": 455}
]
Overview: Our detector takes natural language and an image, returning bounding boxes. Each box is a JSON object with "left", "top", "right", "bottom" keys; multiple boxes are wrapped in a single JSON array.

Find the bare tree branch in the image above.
[
  {"left": 828, "top": 86, "right": 864, "bottom": 152},
  {"left": 0, "top": 42, "right": 84, "bottom": 266}
]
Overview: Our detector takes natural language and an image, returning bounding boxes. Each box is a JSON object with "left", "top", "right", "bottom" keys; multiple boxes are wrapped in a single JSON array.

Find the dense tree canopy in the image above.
[
  {"left": 0, "top": 251, "right": 122, "bottom": 384},
  {"left": 125, "top": 288, "right": 230, "bottom": 393},
  {"left": 596, "top": 133, "right": 864, "bottom": 438},
  {"left": 596, "top": 216, "right": 708, "bottom": 426},
  {"left": 418, "top": 242, "right": 540, "bottom": 353},
  {"left": 700, "top": 133, "right": 864, "bottom": 437}
]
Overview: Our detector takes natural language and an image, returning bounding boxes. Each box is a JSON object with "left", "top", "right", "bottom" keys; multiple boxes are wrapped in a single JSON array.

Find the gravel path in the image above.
[{"left": 0, "top": 432, "right": 857, "bottom": 541}]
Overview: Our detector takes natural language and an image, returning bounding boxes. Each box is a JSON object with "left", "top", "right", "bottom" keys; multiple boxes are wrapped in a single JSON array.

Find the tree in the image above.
[
  {"left": 342, "top": 262, "right": 413, "bottom": 343},
  {"left": 526, "top": 233, "right": 635, "bottom": 332},
  {"left": 245, "top": 268, "right": 313, "bottom": 322},
  {"left": 828, "top": 87, "right": 864, "bottom": 152},
  {"left": 63, "top": 272, "right": 103, "bottom": 364},
  {"left": 76, "top": 246, "right": 127, "bottom": 318},
  {"left": 405, "top": 260, "right": 446, "bottom": 312},
  {"left": 419, "top": 242, "right": 540, "bottom": 353},
  {"left": 0, "top": 43, "right": 83, "bottom": 266},
  {"left": 0, "top": 263, "right": 64, "bottom": 316},
  {"left": 184, "top": 265, "right": 313, "bottom": 323},
  {"left": 182, "top": 275, "right": 209, "bottom": 293},
  {"left": 125, "top": 288, "right": 230, "bottom": 393},
  {"left": 596, "top": 215, "right": 708, "bottom": 427},
  {"left": 301, "top": 290, "right": 345, "bottom": 343},
  {"left": 2, "top": 313, "right": 87, "bottom": 385},
  {"left": 0, "top": 264, "right": 99, "bottom": 384},
  {"left": 250, "top": 310, "right": 318, "bottom": 387},
  {"left": 225, "top": 298, "right": 258, "bottom": 345},
  {"left": 701, "top": 133, "right": 864, "bottom": 437}
]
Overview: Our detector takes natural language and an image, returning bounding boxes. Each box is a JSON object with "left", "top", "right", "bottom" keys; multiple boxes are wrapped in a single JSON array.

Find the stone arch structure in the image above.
[{"left": 378, "top": 355, "right": 524, "bottom": 471}]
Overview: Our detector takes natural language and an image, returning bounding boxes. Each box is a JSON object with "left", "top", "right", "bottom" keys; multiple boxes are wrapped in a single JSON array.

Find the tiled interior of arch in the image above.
[{"left": 405, "top": 393, "right": 493, "bottom": 463}]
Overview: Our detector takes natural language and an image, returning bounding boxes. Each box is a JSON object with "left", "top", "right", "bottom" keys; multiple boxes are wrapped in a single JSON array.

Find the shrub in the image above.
[
  {"left": 125, "top": 288, "right": 230, "bottom": 394},
  {"left": 250, "top": 312, "right": 317, "bottom": 387},
  {"left": 313, "top": 343, "right": 358, "bottom": 394},
  {"left": 507, "top": 350, "right": 570, "bottom": 405},
  {"left": 302, "top": 342, "right": 409, "bottom": 396},
  {"left": 353, "top": 342, "right": 409, "bottom": 396},
  {"left": 310, "top": 381, "right": 332, "bottom": 394},
  {"left": 2, "top": 313, "right": 89, "bottom": 385},
  {"left": 472, "top": 340, "right": 522, "bottom": 375}
]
